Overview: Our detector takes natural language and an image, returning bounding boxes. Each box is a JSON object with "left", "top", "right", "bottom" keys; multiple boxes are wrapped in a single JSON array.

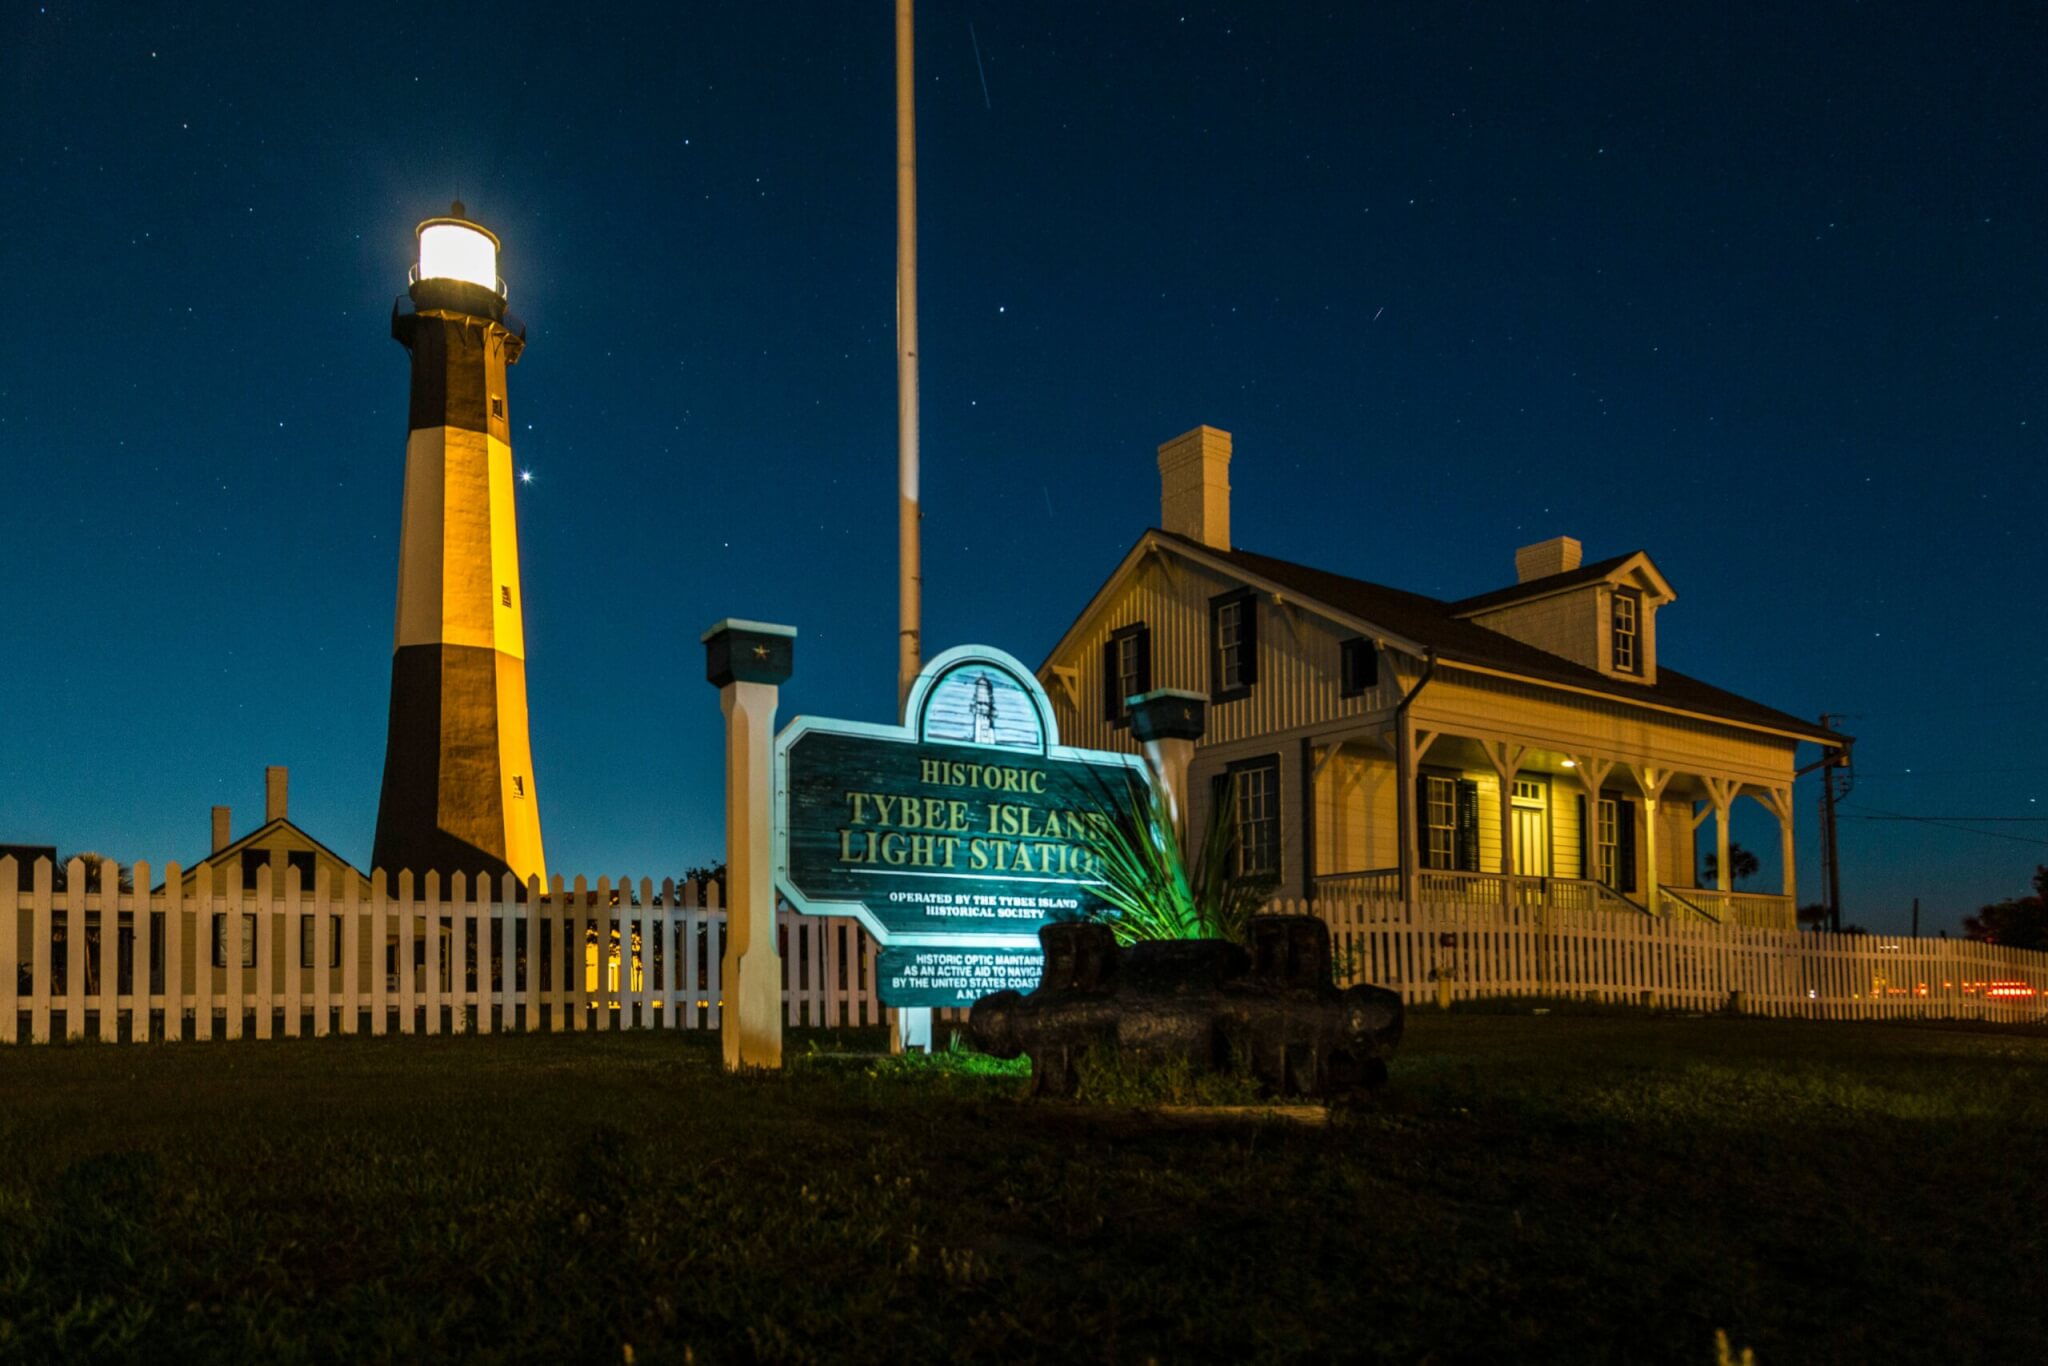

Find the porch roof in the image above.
[{"left": 1146, "top": 531, "right": 1845, "bottom": 746}]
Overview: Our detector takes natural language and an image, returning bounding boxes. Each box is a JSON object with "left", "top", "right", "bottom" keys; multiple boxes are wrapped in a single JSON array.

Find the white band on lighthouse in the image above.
[{"left": 418, "top": 222, "right": 499, "bottom": 290}]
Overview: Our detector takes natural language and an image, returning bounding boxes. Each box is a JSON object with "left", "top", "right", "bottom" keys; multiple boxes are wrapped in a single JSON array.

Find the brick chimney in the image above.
[
  {"left": 1157, "top": 425, "right": 1232, "bottom": 551},
  {"left": 265, "top": 765, "right": 289, "bottom": 823},
  {"left": 211, "top": 806, "right": 232, "bottom": 855},
  {"left": 1514, "top": 535, "right": 1583, "bottom": 584}
]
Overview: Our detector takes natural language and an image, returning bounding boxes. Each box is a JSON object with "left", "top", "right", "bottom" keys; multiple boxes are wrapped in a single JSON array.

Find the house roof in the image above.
[
  {"left": 1076, "top": 531, "right": 1844, "bottom": 746},
  {"left": 1446, "top": 552, "right": 1644, "bottom": 615},
  {"left": 160, "top": 818, "right": 366, "bottom": 889}
]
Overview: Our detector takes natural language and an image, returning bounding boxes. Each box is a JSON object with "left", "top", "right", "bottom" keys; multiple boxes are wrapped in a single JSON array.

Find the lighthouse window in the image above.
[
  {"left": 500, "top": 585, "right": 511, "bottom": 607},
  {"left": 513, "top": 776, "right": 525, "bottom": 798},
  {"left": 490, "top": 395, "right": 504, "bottom": 419}
]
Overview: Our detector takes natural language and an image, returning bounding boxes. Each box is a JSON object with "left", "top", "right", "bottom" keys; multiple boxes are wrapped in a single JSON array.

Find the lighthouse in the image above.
[{"left": 371, "top": 204, "right": 548, "bottom": 885}]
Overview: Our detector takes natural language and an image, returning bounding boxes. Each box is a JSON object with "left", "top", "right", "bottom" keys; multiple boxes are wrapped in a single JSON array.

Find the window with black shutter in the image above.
[
  {"left": 1340, "top": 637, "right": 1378, "bottom": 696},
  {"left": 1418, "top": 773, "right": 1481, "bottom": 872},
  {"left": 1455, "top": 779, "right": 1481, "bottom": 872},
  {"left": 1577, "top": 794, "right": 1591, "bottom": 879},
  {"left": 1103, "top": 623, "right": 1151, "bottom": 725},
  {"left": 1614, "top": 797, "right": 1638, "bottom": 891},
  {"left": 1209, "top": 588, "right": 1259, "bottom": 702},
  {"left": 1217, "top": 755, "right": 1282, "bottom": 880},
  {"left": 1580, "top": 794, "right": 1626, "bottom": 887}
]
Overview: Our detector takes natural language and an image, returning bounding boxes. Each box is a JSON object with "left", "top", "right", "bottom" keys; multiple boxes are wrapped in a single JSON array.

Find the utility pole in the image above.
[
  {"left": 1819, "top": 713, "right": 1846, "bottom": 933},
  {"left": 895, "top": 0, "right": 922, "bottom": 713}
]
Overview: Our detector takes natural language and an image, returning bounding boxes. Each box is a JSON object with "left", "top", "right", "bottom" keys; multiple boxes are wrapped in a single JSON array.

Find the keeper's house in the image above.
[{"left": 1038, "top": 426, "right": 1844, "bottom": 929}]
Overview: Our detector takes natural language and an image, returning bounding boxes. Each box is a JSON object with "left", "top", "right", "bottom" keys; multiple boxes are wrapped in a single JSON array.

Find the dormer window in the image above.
[{"left": 1612, "top": 588, "right": 1642, "bottom": 675}]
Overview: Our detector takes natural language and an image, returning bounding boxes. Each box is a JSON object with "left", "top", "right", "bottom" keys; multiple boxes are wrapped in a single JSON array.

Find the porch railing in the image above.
[
  {"left": 1663, "top": 886, "right": 1796, "bottom": 931},
  {"left": 1315, "top": 868, "right": 1650, "bottom": 917}
]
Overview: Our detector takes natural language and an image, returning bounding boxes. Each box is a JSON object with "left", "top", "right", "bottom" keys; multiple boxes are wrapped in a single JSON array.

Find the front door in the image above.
[{"left": 1511, "top": 779, "right": 1549, "bottom": 878}]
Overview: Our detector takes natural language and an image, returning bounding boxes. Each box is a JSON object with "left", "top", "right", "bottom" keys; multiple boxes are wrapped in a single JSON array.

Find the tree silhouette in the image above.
[
  {"left": 1962, "top": 866, "right": 2048, "bottom": 951},
  {"left": 1700, "top": 842, "right": 1759, "bottom": 888},
  {"left": 56, "top": 853, "right": 133, "bottom": 892}
]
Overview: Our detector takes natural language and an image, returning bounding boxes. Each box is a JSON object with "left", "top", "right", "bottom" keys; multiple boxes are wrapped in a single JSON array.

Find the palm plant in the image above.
[
  {"left": 1084, "top": 778, "right": 1274, "bottom": 945},
  {"left": 1700, "top": 842, "right": 1760, "bottom": 887}
]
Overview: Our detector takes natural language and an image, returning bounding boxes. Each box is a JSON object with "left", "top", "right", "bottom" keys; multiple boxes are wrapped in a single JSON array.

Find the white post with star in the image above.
[{"left": 704, "top": 619, "right": 796, "bottom": 1072}]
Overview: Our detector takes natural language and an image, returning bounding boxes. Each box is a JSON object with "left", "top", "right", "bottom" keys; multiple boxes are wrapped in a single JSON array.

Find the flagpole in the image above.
[
  {"left": 895, "top": 0, "right": 922, "bottom": 713},
  {"left": 892, "top": 0, "right": 934, "bottom": 1054}
]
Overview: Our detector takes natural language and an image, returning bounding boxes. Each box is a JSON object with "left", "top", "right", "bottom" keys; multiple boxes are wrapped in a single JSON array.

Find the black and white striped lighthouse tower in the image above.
[{"left": 372, "top": 204, "right": 548, "bottom": 885}]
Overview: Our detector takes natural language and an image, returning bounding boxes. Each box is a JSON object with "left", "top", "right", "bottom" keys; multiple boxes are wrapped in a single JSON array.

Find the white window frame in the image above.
[
  {"left": 1115, "top": 632, "right": 1143, "bottom": 715},
  {"left": 1215, "top": 600, "right": 1244, "bottom": 692},
  {"left": 1596, "top": 798, "right": 1620, "bottom": 887},
  {"left": 1612, "top": 592, "right": 1639, "bottom": 673},
  {"left": 1424, "top": 775, "right": 1457, "bottom": 871},
  {"left": 1230, "top": 760, "right": 1280, "bottom": 878}
]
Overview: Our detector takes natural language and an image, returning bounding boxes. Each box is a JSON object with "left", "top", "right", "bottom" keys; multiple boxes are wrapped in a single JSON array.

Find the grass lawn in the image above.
[{"left": 3, "top": 1011, "right": 2046, "bottom": 1364}]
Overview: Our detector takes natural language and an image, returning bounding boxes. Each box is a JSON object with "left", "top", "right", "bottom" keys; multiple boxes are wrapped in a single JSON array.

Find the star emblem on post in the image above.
[{"left": 753, "top": 644, "right": 771, "bottom": 661}]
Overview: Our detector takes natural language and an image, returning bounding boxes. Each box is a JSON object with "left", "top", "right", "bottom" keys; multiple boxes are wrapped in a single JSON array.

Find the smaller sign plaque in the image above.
[{"left": 877, "top": 944, "right": 1048, "bottom": 1009}]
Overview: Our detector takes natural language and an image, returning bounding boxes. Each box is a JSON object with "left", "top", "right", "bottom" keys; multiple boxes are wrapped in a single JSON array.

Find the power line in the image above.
[
  {"left": 1854, "top": 815, "right": 2048, "bottom": 823},
  {"left": 1839, "top": 804, "right": 2048, "bottom": 848},
  {"left": 1854, "top": 765, "right": 2046, "bottom": 778}
]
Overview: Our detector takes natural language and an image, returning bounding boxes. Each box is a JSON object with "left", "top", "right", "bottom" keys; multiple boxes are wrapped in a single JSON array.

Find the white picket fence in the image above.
[
  {"left": 1298, "top": 895, "right": 2048, "bottom": 1023},
  {"left": 1, "top": 856, "right": 888, "bottom": 1044},
  {"left": 9, "top": 855, "right": 2046, "bottom": 1044}
]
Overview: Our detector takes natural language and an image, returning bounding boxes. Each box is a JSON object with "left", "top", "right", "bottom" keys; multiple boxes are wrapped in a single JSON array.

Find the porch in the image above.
[{"left": 1301, "top": 720, "right": 1801, "bottom": 930}]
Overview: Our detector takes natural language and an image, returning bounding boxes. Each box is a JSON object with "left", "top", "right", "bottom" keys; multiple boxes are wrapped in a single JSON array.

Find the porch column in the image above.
[
  {"left": 1395, "top": 724, "right": 1439, "bottom": 907},
  {"left": 1702, "top": 776, "right": 1738, "bottom": 893},
  {"left": 1482, "top": 741, "right": 1528, "bottom": 910},
  {"left": 1631, "top": 765, "right": 1676, "bottom": 916},
  {"left": 1764, "top": 786, "right": 1796, "bottom": 902}
]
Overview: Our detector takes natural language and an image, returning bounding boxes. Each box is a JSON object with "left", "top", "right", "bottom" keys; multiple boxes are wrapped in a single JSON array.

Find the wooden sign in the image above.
[{"left": 775, "top": 645, "right": 1149, "bottom": 1006}]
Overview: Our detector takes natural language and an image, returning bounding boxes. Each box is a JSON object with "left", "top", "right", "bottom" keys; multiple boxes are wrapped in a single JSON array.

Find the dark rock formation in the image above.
[{"left": 970, "top": 915, "right": 1402, "bottom": 1099}]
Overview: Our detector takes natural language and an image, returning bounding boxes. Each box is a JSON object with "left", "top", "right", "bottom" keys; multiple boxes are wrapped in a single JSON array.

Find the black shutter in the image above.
[
  {"left": 1616, "top": 798, "right": 1638, "bottom": 892},
  {"left": 1576, "top": 794, "right": 1590, "bottom": 880},
  {"left": 1211, "top": 772, "right": 1234, "bottom": 876},
  {"left": 1416, "top": 773, "right": 1433, "bottom": 869},
  {"left": 1101, "top": 638, "right": 1119, "bottom": 720},
  {"left": 1346, "top": 639, "right": 1378, "bottom": 693},
  {"left": 1134, "top": 624, "right": 1152, "bottom": 698},
  {"left": 1239, "top": 595, "right": 1260, "bottom": 687},
  {"left": 1455, "top": 779, "right": 1480, "bottom": 872}
]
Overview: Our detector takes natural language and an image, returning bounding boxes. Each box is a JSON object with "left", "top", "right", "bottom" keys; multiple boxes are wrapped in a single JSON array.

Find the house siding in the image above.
[
  {"left": 1467, "top": 588, "right": 1603, "bottom": 673},
  {"left": 1047, "top": 556, "right": 1404, "bottom": 758}
]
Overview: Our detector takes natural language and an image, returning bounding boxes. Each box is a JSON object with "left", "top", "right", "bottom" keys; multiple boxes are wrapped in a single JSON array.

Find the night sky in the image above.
[{"left": 2, "top": 3, "right": 2041, "bottom": 932}]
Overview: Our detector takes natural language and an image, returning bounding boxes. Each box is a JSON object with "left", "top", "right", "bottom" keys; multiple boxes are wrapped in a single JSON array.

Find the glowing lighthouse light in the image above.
[{"left": 416, "top": 210, "right": 500, "bottom": 293}]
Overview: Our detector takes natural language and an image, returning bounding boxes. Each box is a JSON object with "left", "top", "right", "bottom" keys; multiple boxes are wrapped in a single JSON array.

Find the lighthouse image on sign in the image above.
[{"left": 371, "top": 204, "right": 548, "bottom": 884}]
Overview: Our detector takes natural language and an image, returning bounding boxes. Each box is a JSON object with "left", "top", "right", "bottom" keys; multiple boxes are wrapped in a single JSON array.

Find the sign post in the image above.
[
  {"left": 776, "top": 645, "right": 1149, "bottom": 1020},
  {"left": 704, "top": 618, "right": 796, "bottom": 1072},
  {"left": 1127, "top": 689, "right": 1207, "bottom": 847}
]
